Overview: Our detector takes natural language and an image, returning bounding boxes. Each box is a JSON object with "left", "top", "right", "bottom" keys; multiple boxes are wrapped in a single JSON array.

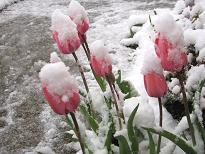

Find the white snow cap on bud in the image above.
[
  {"left": 90, "top": 40, "right": 112, "bottom": 63},
  {"left": 141, "top": 52, "right": 163, "bottom": 75},
  {"left": 68, "top": 0, "right": 89, "bottom": 24},
  {"left": 39, "top": 62, "right": 77, "bottom": 96},
  {"left": 154, "top": 13, "right": 184, "bottom": 47},
  {"left": 50, "top": 52, "right": 61, "bottom": 63},
  {"left": 51, "top": 9, "right": 78, "bottom": 44}
]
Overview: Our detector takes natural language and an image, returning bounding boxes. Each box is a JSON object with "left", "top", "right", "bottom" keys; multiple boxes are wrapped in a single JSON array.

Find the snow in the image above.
[
  {"left": 154, "top": 12, "right": 184, "bottom": 47},
  {"left": 200, "top": 87, "right": 205, "bottom": 109},
  {"left": 123, "top": 96, "right": 155, "bottom": 128},
  {"left": 127, "top": 14, "right": 147, "bottom": 28},
  {"left": 184, "top": 29, "right": 205, "bottom": 52},
  {"left": 0, "top": 0, "right": 18, "bottom": 10},
  {"left": 50, "top": 52, "right": 61, "bottom": 63},
  {"left": 39, "top": 62, "right": 77, "bottom": 96},
  {"left": 51, "top": 9, "right": 78, "bottom": 44},
  {"left": 174, "top": 0, "right": 186, "bottom": 14},
  {"left": 90, "top": 40, "right": 112, "bottom": 64},
  {"left": 68, "top": 0, "right": 89, "bottom": 26},
  {"left": 186, "top": 65, "right": 205, "bottom": 91},
  {"left": 141, "top": 51, "right": 163, "bottom": 75}
]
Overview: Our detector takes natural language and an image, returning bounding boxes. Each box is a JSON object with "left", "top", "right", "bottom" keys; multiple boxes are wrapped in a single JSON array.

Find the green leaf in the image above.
[
  {"left": 104, "top": 122, "right": 115, "bottom": 151},
  {"left": 127, "top": 104, "right": 139, "bottom": 153},
  {"left": 116, "top": 135, "right": 131, "bottom": 154},
  {"left": 195, "top": 117, "right": 205, "bottom": 144},
  {"left": 143, "top": 127, "right": 197, "bottom": 154},
  {"left": 147, "top": 131, "right": 156, "bottom": 154},
  {"left": 116, "top": 70, "right": 138, "bottom": 100},
  {"left": 79, "top": 105, "right": 99, "bottom": 133},
  {"left": 65, "top": 114, "right": 74, "bottom": 130},
  {"left": 93, "top": 72, "right": 106, "bottom": 92}
]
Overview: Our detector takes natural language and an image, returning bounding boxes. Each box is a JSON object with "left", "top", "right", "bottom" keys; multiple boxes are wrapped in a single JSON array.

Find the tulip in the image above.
[
  {"left": 144, "top": 72, "right": 168, "bottom": 97},
  {"left": 90, "top": 40, "right": 112, "bottom": 77},
  {"left": 68, "top": 0, "right": 89, "bottom": 34},
  {"left": 39, "top": 62, "right": 80, "bottom": 115},
  {"left": 51, "top": 10, "right": 81, "bottom": 54},
  {"left": 155, "top": 33, "right": 188, "bottom": 72}
]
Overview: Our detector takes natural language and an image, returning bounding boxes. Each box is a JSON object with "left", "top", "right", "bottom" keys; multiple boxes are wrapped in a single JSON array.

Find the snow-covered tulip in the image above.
[
  {"left": 142, "top": 52, "right": 168, "bottom": 97},
  {"left": 68, "top": 0, "right": 89, "bottom": 34},
  {"left": 154, "top": 13, "right": 187, "bottom": 72},
  {"left": 144, "top": 72, "right": 168, "bottom": 97},
  {"left": 90, "top": 40, "right": 112, "bottom": 76},
  {"left": 51, "top": 9, "right": 80, "bottom": 54},
  {"left": 155, "top": 34, "right": 188, "bottom": 72},
  {"left": 39, "top": 62, "right": 80, "bottom": 115}
]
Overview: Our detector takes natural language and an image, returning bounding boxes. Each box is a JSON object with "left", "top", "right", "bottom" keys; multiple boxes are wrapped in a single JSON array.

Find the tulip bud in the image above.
[
  {"left": 142, "top": 52, "right": 168, "bottom": 97},
  {"left": 155, "top": 34, "right": 188, "bottom": 72},
  {"left": 144, "top": 72, "right": 168, "bottom": 97},
  {"left": 68, "top": 0, "right": 89, "bottom": 34},
  {"left": 39, "top": 62, "right": 80, "bottom": 115},
  {"left": 154, "top": 13, "right": 188, "bottom": 72},
  {"left": 51, "top": 9, "right": 80, "bottom": 54},
  {"left": 90, "top": 40, "right": 112, "bottom": 76}
]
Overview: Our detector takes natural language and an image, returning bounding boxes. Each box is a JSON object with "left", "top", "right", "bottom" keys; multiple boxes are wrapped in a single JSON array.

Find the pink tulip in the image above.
[
  {"left": 42, "top": 85, "right": 80, "bottom": 115},
  {"left": 91, "top": 55, "right": 112, "bottom": 76},
  {"left": 155, "top": 33, "right": 188, "bottom": 72},
  {"left": 39, "top": 62, "right": 80, "bottom": 115},
  {"left": 51, "top": 10, "right": 81, "bottom": 54},
  {"left": 90, "top": 40, "right": 112, "bottom": 76},
  {"left": 53, "top": 31, "right": 80, "bottom": 54},
  {"left": 144, "top": 72, "right": 168, "bottom": 97},
  {"left": 68, "top": 0, "right": 89, "bottom": 34}
]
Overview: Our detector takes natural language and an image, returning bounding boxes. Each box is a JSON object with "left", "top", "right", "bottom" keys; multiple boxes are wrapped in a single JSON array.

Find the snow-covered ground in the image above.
[{"left": 0, "top": 0, "right": 177, "bottom": 153}]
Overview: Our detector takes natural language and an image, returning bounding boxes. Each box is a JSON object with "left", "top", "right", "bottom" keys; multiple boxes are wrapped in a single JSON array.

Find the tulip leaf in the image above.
[
  {"left": 116, "top": 70, "right": 138, "bottom": 100},
  {"left": 79, "top": 105, "right": 99, "bottom": 133},
  {"left": 115, "top": 135, "right": 131, "bottom": 154},
  {"left": 147, "top": 131, "right": 157, "bottom": 154},
  {"left": 93, "top": 73, "right": 106, "bottom": 92},
  {"left": 195, "top": 117, "right": 205, "bottom": 144},
  {"left": 127, "top": 104, "right": 139, "bottom": 153},
  {"left": 104, "top": 121, "right": 115, "bottom": 151},
  {"left": 142, "top": 127, "right": 197, "bottom": 154}
]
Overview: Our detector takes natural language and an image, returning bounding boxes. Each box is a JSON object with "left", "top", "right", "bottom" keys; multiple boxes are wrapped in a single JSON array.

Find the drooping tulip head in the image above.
[
  {"left": 154, "top": 13, "right": 188, "bottom": 72},
  {"left": 51, "top": 9, "right": 80, "bottom": 54},
  {"left": 142, "top": 53, "right": 168, "bottom": 97},
  {"left": 90, "top": 40, "right": 112, "bottom": 77},
  {"left": 68, "top": 0, "right": 89, "bottom": 34},
  {"left": 39, "top": 62, "right": 80, "bottom": 115}
]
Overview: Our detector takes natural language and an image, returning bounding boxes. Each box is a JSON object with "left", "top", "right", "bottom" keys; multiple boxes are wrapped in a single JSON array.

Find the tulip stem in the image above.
[
  {"left": 69, "top": 113, "right": 86, "bottom": 154},
  {"left": 81, "top": 36, "right": 106, "bottom": 92},
  {"left": 157, "top": 97, "right": 163, "bottom": 154},
  {"left": 72, "top": 52, "right": 93, "bottom": 115},
  {"left": 106, "top": 75, "right": 122, "bottom": 129},
  {"left": 178, "top": 73, "right": 196, "bottom": 146}
]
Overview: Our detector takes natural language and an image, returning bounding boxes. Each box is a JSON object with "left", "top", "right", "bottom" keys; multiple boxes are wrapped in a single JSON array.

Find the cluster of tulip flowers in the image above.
[
  {"left": 39, "top": 0, "right": 198, "bottom": 153},
  {"left": 39, "top": 1, "right": 125, "bottom": 153},
  {"left": 143, "top": 30, "right": 196, "bottom": 152}
]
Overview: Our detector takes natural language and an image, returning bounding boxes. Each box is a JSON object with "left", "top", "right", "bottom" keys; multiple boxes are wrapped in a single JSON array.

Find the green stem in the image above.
[
  {"left": 81, "top": 37, "right": 106, "bottom": 92},
  {"left": 178, "top": 74, "right": 196, "bottom": 146},
  {"left": 72, "top": 52, "right": 93, "bottom": 115},
  {"left": 106, "top": 75, "right": 122, "bottom": 129},
  {"left": 157, "top": 97, "right": 163, "bottom": 154},
  {"left": 69, "top": 113, "right": 86, "bottom": 154}
]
